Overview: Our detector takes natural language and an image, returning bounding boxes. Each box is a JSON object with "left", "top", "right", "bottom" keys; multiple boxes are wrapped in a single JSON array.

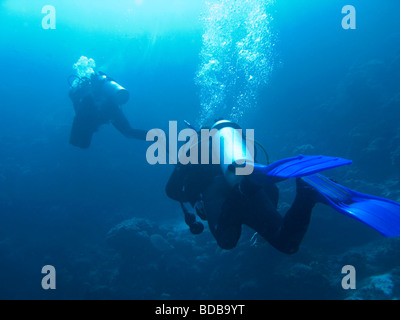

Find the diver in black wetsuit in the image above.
[
  {"left": 166, "top": 121, "right": 317, "bottom": 254},
  {"left": 68, "top": 72, "right": 147, "bottom": 148}
]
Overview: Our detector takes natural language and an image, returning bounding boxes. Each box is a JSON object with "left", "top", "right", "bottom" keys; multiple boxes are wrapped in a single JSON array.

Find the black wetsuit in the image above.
[
  {"left": 69, "top": 79, "right": 147, "bottom": 148},
  {"left": 166, "top": 161, "right": 316, "bottom": 254}
]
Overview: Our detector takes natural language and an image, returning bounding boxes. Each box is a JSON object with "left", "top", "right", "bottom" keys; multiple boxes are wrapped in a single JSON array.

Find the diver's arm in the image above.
[
  {"left": 111, "top": 108, "right": 148, "bottom": 141},
  {"left": 166, "top": 163, "right": 203, "bottom": 205},
  {"left": 166, "top": 164, "right": 192, "bottom": 203}
]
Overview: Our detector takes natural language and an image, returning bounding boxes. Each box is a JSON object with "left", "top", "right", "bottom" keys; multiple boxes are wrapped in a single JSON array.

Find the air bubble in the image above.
[{"left": 195, "top": 0, "right": 275, "bottom": 126}]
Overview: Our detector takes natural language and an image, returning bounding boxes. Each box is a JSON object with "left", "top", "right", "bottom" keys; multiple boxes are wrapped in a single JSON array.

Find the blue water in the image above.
[{"left": 1, "top": 0, "right": 400, "bottom": 299}]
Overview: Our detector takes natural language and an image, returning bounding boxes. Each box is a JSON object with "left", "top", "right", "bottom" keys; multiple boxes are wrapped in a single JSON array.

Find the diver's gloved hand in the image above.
[
  {"left": 184, "top": 210, "right": 204, "bottom": 234},
  {"left": 190, "top": 221, "right": 204, "bottom": 235},
  {"left": 184, "top": 211, "right": 196, "bottom": 226}
]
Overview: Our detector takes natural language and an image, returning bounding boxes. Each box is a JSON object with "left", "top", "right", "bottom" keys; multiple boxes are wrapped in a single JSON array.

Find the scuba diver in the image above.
[
  {"left": 68, "top": 56, "right": 147, "bottom": 149},
  {"left": 166, "top": 120, "right": 400, "bottom": 254},
  {"left": 166, "top": 120, "right": 319, "bottom": 254}
]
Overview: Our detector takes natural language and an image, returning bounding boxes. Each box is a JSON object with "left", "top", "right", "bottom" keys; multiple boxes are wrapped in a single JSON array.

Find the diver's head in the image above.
[{"left": 70, "top": 56, "right": 96, "bottom": 88}]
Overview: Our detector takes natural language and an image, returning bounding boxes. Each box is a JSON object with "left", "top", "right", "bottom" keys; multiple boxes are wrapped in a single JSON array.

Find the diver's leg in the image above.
[
  {"left": 203, "top": 176, "right": 242, "bottom": 250},
  {"left": 69, "top": 100, "right": 99, "bottom": 148},
  {"left": 241, "top": 188, "right": 284, "bottom": 247},
  {"left": 242, "top": 178, "right": 315, "bottom": 254},
  {"left": 275, "top": 179, "right": 316, "bottom": 253},
  {"left": 69, "top": 114, "right": 98, "bottom": 149},
  {"left": 214, "top": 191, "right": 244, "bottom": 250}
]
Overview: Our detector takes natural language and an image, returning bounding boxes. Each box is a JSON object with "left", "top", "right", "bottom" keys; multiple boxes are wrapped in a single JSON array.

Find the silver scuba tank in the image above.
[
  {"left": 96, "top": 73, "right": 130, "bottom": 105},
  {"left": 210, "top": 120, "right": 254, "bottom": 187}
]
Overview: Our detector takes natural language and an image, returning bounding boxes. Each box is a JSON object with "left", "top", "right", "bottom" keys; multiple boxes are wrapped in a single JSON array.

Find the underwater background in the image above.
[{"left": 0, "top": 0, "right": 399, "bottom": 300}]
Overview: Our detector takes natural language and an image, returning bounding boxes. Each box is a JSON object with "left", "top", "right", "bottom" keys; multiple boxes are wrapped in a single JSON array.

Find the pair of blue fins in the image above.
[{"left": 251, "top": 155, "right": 400, "bottom": 237}]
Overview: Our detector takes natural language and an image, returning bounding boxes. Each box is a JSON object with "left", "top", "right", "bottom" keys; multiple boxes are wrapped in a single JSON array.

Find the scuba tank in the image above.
[
  {"left": 68, "top": 72, "right": 130, "bottom": 106},
  {"left": 69, "top": 57, "right": 129, "bottom": 105},
  {"left": 210, "top": 120, "right": 254, "bottom": 187},
  {"left": 93, "top": 72, "right": 130, "bottom": 105}
]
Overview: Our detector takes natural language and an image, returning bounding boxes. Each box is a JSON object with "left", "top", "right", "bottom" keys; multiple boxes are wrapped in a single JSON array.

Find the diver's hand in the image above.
[{"left": 190, "top": 222, "right": 204, "bottom": 235}]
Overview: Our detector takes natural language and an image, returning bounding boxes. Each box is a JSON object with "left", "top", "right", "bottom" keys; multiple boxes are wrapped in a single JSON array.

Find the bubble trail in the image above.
[{"left": 195, "top": 0, "right": 275, "bottom": 127}]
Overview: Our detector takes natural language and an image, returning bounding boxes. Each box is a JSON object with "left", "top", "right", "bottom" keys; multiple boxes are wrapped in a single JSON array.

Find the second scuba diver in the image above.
[{"left": 68, "top": 56, "right": 147, "bottom": 149}]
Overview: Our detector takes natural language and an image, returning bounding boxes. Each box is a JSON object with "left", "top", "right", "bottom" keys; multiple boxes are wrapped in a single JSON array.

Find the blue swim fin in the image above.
[
  {"left": 301, "top": 174, "right": 400, "bottom": 237},
  {"left": 251, "top": 155, "right": 352, "bottom": 184}
]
